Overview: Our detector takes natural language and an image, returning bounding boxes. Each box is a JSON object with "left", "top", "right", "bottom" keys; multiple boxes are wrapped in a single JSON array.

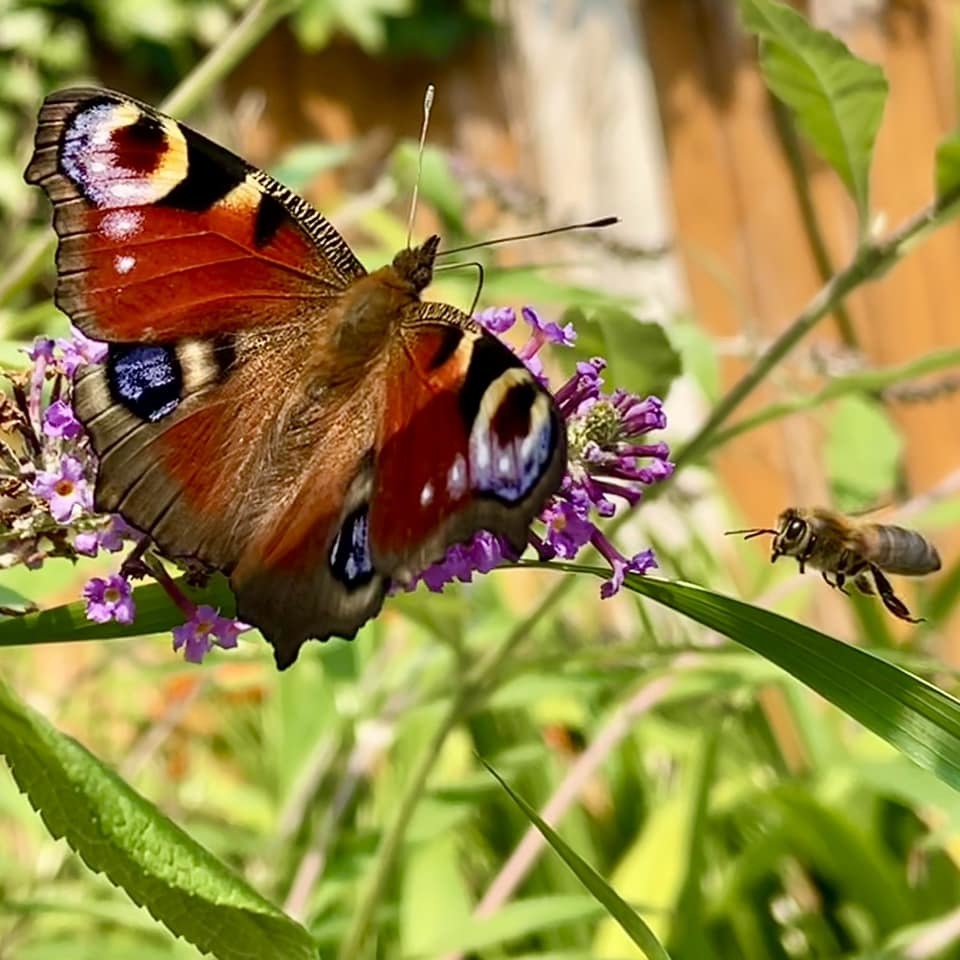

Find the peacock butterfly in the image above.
[{"left": 25, "top": 88, "right": 566, "bottom": 669}]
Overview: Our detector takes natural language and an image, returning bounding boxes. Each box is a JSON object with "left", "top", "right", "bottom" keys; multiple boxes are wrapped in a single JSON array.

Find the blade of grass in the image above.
[{"left": 482, "top": 759, "right": 672, "bottom": 960}]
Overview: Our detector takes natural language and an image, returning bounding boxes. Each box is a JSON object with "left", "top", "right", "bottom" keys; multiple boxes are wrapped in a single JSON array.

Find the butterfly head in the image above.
[{"left": 392, "top": 234, "right": 441, "bottom": 293}]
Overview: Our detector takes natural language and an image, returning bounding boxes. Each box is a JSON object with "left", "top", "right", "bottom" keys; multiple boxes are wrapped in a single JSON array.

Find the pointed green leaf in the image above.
[
  {"left": 935, "top": 133, "right": 960, "bottom": 206},
  {"left": 739, "top": 0, "right": 887, "bottom": 222},
  {"left": 0, "top": 677, "right": 319, "bottom": 960},
  {"left": 0, "top": 576, "right": 235, "bottom": 647},
  {"left": 482, "top": 759, "right": 672, "bottom": 960},
  {"left": 608, "top": 570, "right": 960, "bottom": 792}
]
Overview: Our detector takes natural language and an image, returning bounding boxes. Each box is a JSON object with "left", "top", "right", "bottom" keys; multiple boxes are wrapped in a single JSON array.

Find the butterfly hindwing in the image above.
[{"left": 371, "top": 304, "right": 565, "bottom": 581}]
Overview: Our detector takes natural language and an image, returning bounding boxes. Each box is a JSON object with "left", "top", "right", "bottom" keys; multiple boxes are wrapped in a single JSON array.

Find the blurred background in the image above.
[{"left": 4, "top": 1, "right": 960, "bottom": 958}]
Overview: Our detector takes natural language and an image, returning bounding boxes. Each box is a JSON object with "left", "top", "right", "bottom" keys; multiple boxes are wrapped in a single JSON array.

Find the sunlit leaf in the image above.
[
  {"left": 0, "top": 677, "right": 318, "bottom": 960},
  {"left": 739, "top": 0, "right": 887, "bottom": 222}
]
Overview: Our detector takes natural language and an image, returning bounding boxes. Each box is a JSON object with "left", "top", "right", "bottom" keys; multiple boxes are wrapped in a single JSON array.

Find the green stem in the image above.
[
  {"left": 4, "top": 0, "right": 293, "bottom": 312},
  {"left": 696, "top": 346, "right": 960, "bottom": 458},
  {"left": 336, "top": 573, "right": 575, "bottom": 959},
  {"left": 336, "top": 693, "right": 464, "bottom": 960},
  {"left": 674, "top": 191, "right": 960, "bottom": 471},
  {"left": 161, "top": 0, "right": 294, "bottom": 116}
]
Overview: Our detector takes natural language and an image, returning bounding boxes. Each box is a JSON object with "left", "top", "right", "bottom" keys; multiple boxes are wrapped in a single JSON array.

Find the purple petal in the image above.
[
  {"left": 43, "top": 399, "right": 83, "bottom": 440},
  {"left": 475, "top": 307, "right": 516, "bottom": 334}
]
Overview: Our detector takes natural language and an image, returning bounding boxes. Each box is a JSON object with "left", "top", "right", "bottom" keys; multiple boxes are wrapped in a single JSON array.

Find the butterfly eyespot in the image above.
[
  {"left": 106, "top": 343, "right": 182, "bottom": 422},
  {"left": 469, "top": 370, "right": 555, "bottom": 504},
  {"left": 61, "top": 100, "right": 188, "bottom": 208},
  {"left": 329, "top": 506, "right": 375, "bottom": 589}
]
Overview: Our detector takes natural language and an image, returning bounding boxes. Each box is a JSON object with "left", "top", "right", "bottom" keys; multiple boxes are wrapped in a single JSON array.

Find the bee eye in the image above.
[{"left": 785, "top": 519, "right": 806, "bottom": 541}]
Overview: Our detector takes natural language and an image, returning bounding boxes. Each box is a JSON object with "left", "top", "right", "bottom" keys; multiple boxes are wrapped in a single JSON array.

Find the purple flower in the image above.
[
  {"left": 55, "top": 329, "right": 107, "bottom": 377},
  {"left": 416, "top": 531, "right": 505, "bottom": 592},
  {"left": 415, "top": 306, "right": 672, "bottom": 599},
  {"left": 25, "top": 338, "right": 55, "bottom": 363},
  {"left": 520, "top": 306, "right": 576, "bottom": 347},
  {"left": 42, "top": 399, "right": 83, "bottom": 440},
  {"left": 72, "top": 516, "right": 133, "bottom": 558},
  {"left": 99, "top": 515, "right": 133, "bottom": 552},
  {"left": 74, "top": 530, "right": 100, "bottom": 556},
  {"left": 590, "top": 536, "right": 658, "bottom": 599},
  {"left": 173, "top": 605, "right": 247, "bottom": 663},
  {"left": 83, "top": 574, "right": 135, "bottom": 624},
  {"left": 476, "top": 307, "right": 517, "bottom": 334},
  {"left": 541, "top": 490, "right": 595, "bottom": 559},
  {"left": 31, "top": 456, "right": 93, "bottom": 522}
]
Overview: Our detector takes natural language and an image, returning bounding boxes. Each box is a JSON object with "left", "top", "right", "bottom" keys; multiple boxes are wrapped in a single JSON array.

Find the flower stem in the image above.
[
  {"left": 161, "top": 0, "right": 295, "bottom": 116},
  {"left": 673, "top": 192, "right": 960, "bottom": 472}
]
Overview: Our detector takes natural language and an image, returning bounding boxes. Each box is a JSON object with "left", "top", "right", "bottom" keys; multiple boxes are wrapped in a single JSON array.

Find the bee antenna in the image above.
[{"left": 725, "top": 527, "right": 779, "bottom": 540}]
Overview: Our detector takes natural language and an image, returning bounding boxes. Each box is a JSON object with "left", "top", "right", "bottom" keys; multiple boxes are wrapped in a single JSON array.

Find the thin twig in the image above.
[
  {"left": 674, "top": 192, "right": 960, "bottom": 471},
  {"left": 337, "top": 574, "right": 573, "bottom": 960}
]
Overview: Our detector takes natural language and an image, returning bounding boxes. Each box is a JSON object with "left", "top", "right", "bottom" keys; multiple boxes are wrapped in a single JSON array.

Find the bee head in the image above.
[{"left": 772, "top": 509, "right": 811, "bottom": 563}]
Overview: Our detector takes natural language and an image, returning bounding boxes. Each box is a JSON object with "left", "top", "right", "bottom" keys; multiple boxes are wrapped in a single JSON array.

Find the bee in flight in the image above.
[{"left": 728, "top": 507, "right": 941, "bottom": 623}]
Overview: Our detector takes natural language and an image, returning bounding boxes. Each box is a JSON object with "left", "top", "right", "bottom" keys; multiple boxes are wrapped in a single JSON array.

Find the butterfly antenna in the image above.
[
  {"left": 436, "top": 216, "right": 619, "bottom": 257},
  {"left": 725, "top": 528, "right": 779, "bottom": 540},
  {"left": 406, "top": 83, "right": 435, "bottom": 250}
]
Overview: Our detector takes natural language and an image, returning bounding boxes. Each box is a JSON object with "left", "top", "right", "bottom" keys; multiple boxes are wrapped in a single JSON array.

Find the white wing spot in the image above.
[
  {"left": 114, "top": 254, "right": 136, "bottom": 275},
  {"left": 420, "top": 481, "right": 434, "bottom": 507},
  {"left": 447, "top": 454, "right": 468, "bottom": 499},
  {"left": 100, "top": 210, "right": 143, "bottom": 240}
]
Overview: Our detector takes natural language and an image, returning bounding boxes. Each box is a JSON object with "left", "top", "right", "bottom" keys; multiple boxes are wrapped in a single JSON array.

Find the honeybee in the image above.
[{"left": 728, "top": 507, "right": 941, "bottom": 623}]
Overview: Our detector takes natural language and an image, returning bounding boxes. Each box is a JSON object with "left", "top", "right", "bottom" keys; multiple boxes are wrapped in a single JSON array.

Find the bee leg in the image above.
[
  {"left": 797, "top": 536, "right": 816, "bottom": 576},
  {"left": 871, "top": 565, "right": 924, "bottom": 623},
  {"left": 821, "top": 571, "right": 850, "bottom": 594},
  {"left": 853, "top": 573, "right": 874, "bottom": 596}
]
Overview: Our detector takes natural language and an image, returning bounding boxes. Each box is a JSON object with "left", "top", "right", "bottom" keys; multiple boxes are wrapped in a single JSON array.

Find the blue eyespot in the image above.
[
  {"left": 106, "top": 344, "right": 182, "bottom": 422},
  {"left": 329, "top": 506, "right": 374, "bottom": 588}
]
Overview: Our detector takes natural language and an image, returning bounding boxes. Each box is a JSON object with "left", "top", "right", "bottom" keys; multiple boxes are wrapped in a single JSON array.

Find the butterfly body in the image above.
[{"left": 27, "top": 88, "right": 566, "bottom": 667}]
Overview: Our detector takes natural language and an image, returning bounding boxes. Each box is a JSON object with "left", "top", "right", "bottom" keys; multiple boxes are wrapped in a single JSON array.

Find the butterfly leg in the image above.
[{"left": 870, "top": 564, "right": 924, "bottom": 623}]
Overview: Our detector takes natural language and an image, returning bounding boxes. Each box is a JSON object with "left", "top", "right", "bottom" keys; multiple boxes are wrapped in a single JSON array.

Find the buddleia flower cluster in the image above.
[
  {"left": 0, "top": 330, "right": 248, "bottom": 660},
  {"left": 2, "top": 307, "right": 672, "bottom": 663}
]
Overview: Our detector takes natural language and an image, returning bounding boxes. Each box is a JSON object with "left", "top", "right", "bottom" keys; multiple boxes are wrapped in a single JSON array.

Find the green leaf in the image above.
[
  {"left": 824, "top": 395, "right": 902, "bottom": 511},
  {"left": 421, "top": 895, "right": 606, "bottom": 955},
  {"left": 270, "top": 142, "right": 354, "bottom": 191},
  {"left": 608, "top": 571, "right": 960, "bottom": 794},
  {"left": 0, "top": 677, "right": 318, "bottom": 960},
  {"left": 935, "top": 133, "right": 960, "bottom": 205},
  {"left": 0, "top": 576, "right": 235, "bottom": 648},
  {"left": 739, "top": 0, "right": 888, "bottom": 222},
  {"left": 482, "top": 759, "right": 672, "bottom": 960},
  {"left": 565, "top": 307, "right": 682, "bottom": 400}
]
